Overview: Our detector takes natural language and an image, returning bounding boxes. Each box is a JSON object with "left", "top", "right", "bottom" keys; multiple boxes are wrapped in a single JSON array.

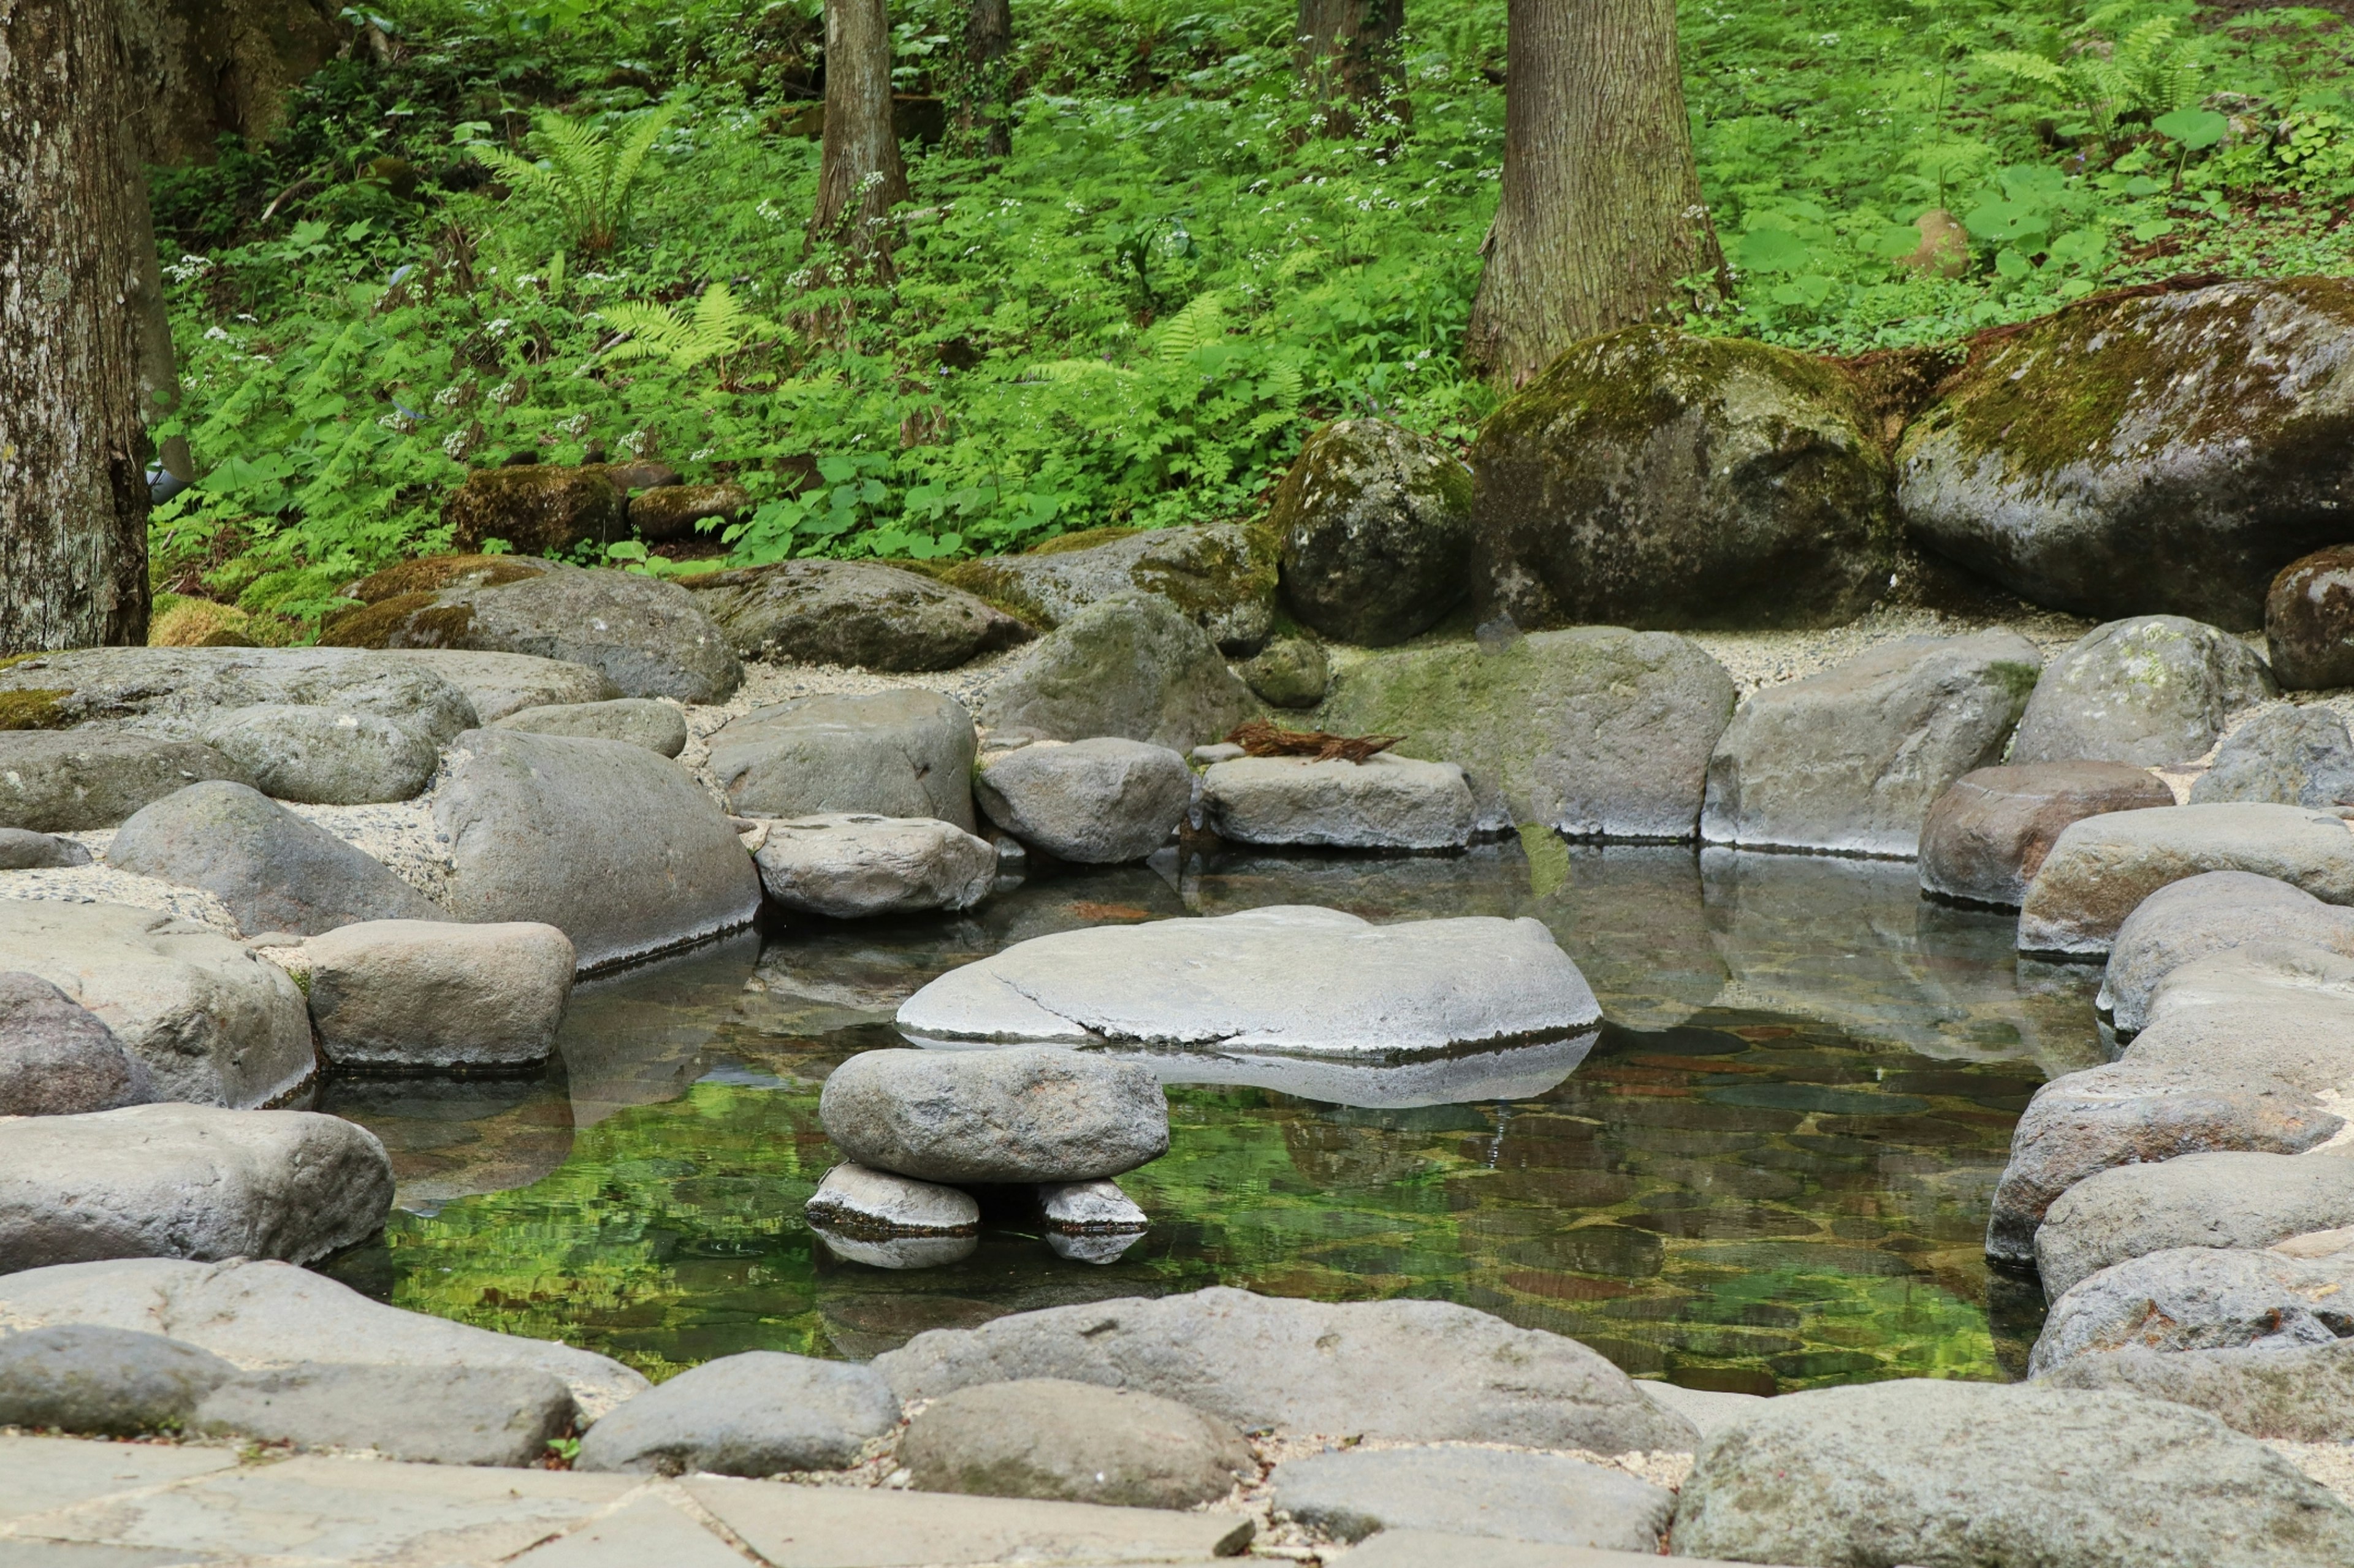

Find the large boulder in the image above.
[
  {"left": 819, "top": 1046, "right": 1170, "bottom": 1183},
  {"left": 1198, "top": 753, "right": 1476, "bottom": 851},
  {"left": 0, "top": 646, "right": 478, "bottom": 747},
  {"left": 1273, "top": 1445, "right": 1673, "bottom": 1550},
  {"left": 1270, "top": 419, "right": 1474, "bottom": 646},
  {"left": 0, "top": 972, "right": 152, "bottom": 1116},
  {"left": 895, "top": 907, "right": 1601, "bottom": 1055},
  {"left": 1919, "top": 761, "right": 2174, "bottom": 908},
  {"left": 324, "top": 563, "right": 742, "bottom": 703},
  {"left": 2192, "top": 705, "right": 2354, "bottom": 807},
  {"left": 2017, "top": 802, "right": 2354, "bottom": 957},
  {"left": 0, "top": 1256, "right": 648, "bottom": 1417},
  {"left": 191, "top": 1361, "right": 576, "bottom": 1467},
  {"left": 973, "top": 594, "right": 1255, "bottom": 752},
  {"left": 1700, "top": 631, "right": 2041, "bottom": 856},
  {"left": 0, "top": 1103, "right": 392, "bottom": 1271},
  {"left": 490, "top": 698, "right": 687, "bottom": 758},
  {"left": 2126, "top": 974, "right": 2354, "bottom": 1094},
  {"left": 2011, "top": 617, "right": 2274, "bottom": 766},
  {"left": 433, "top": 729, "right": 761, "bottom": 972},
  {"left": 1316, "top": 626, "right": 1736, "bottom": 839},
  {"left": 302, "top": 919, "right": 575, "bottom": 1070},
  {"left": 0, "top": 732, "right": 251, "bottom": 832},
  {"left": 871, "top": 1287, "right": 1697, "bottom": 1453},
  {"left": 2038, "top": 1341, "right": 2354, "bottom": 1443},
  {"left": 0, "top": 1325, "right": 235, "bottom": 1437},
  {"left": 2267, "top": 544, "right": 2354, "bottom": 689},
  {"left": 107, "top": 780, "right": 444, "bottom": 937},
  {"left": 0, "top": 901, "right": 312, "bottom": 1107},
  {"left": 751, "top": 813, "right": 997, "bottom": 919},
  {"left": 1897, "top": 276, "right": 2354, "bottom": 627},
  {"left": 575, "top": 1350, "right": 899, "bottom": 1476},
  {"left": 1470, "top": 327, "right": 1897, "bottom": 630},
  {"left": 2036, "top": 1151, "right": 2354, "bottom": 1297},
  {"left": 973, "top": 739, "right": 1192, "bottom": 863},
  {"left": 1668, "top": 1377, "right": 2354, "bottom": 1567},
  {"left": 682, "top": 559, "right": 1032, "bottom": 669},
  {"left": 2101, "top": 871, "right": 2354, "bottom": 1033},
  {"left": 441, "top": 463, "right": 628, "bottom": 555},
  {"left": 370, "top": 647, "right": 619, "bottom": 723},
  {"left": 197, "top": 702, "right": 438, "bottom": 804},
  {"left": 904, "top": 1380, "right": 1252, "bottom": 1510},
  {"left": 707, "top": 691, "right": 978, "bottom": 830},
  {"left": 2031, "top": 1245, "right": 2354, "bottom": 1374},
  {"left": 943, "top": 523, "right": 1276, "bottom": 655}
]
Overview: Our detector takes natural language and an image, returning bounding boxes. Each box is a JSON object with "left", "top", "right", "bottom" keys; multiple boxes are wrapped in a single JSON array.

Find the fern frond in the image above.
[
  {"left": 1027, "top": 359, "right": 1129, "bottom": 381},
  {"left": 1974, "top": 51, "right": 2072, "bottom": 91},
  {"left": 1152, "top": 292, "right": 1227, "bottom": 362}
]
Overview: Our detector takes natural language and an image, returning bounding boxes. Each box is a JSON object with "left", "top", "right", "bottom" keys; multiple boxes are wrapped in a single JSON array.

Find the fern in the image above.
[
  {"left": 1151, "top": 292, "right": 1227, "bottom": 361},
  {"left": 1975, "top": 10, "right": 2204, "bottom": 142},
  {"left": 596, "top": 283, "right": 773, "bottom": 371},
  {"left": 473, "top": 105, "right": 677, "bottom": 255}
]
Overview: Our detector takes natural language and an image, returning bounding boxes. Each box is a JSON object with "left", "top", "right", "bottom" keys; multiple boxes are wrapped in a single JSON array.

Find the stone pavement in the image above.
[{"left": 0, "top": 1435, "right": 1761, "bottom": 1566}]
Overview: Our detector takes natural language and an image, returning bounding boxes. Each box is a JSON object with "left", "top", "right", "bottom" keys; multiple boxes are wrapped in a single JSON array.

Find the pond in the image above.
[{"left": 316, "top": 837, "right": 2101, "bottom": 1397}]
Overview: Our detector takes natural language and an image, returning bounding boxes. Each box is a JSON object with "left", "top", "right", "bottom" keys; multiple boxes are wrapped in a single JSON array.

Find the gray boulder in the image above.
[
  {"left": 0, "top": 1325, "right": 235, "bottom": 1436},
  {"left": 804, "top": 1162, "right": 980, "bottom": 1238},
  {"left": 1239, "top": 636, "right": 1330, "bottom": 708},
  {"left": 1317, "top": 626, "right": 1737, "bottom": 839},
  {"left": 1701, "top": 631, "right": 2041, "bottom": 856},
  {"left": 1668, "top": 1377, "right": 2354, "bottom": 1568},
  {"left": 491, "top": 698, "right": 687, "bottom": 758},
  {"left": 973, "top": 594, "right": 1256, "bottom": 753},
  {"left": 107, "top": 780, "right": 444, "bottom": 937},
  {"left": 0, "top": 900, "right": 312, "bottom": 1108},
  {"left": 0, "top": 1103, "right": 392, "bottom": 1271},
  {"left": 0, "top": 1256, "right": 647, "bottom": 1418},
  {"left": 1274, "top": 1445, "right": 1673, "bottom": 1550},
  {"left": 708, "top": 690, "right": 978, "bottom": 831},
  {"left": 1986, "top": 1059, "right": 2344, "bottom": 1268},
  {"left": 2037, "top": 1151, "right": 2354, "bottom": 1297},
  {"left": 2017, "top": 802, "right": 2354, "bottom": 957},
  {"left": 974, "top": 739, "right": 1192, "bottom": 862},
  {"left": 193, "top": 1361, "right": 575, "bottom": 1466},
  {"left": 0, "top": 646, "right": 478, "bottom": 747},
  {"left": 1200, "top": 753, "right": 1476, "bottom": 851},
  {"left": 576, "top": 1350, "right": 900, "bottom": 1476},
  {"left": 1918, "top": 761, "right": 2174, "bottom": 908},
  {"left": 1271, "top": 419, "right": 1474, "bottom": 646},
  {"left": 0, "top": 731, "right": 250, "bottom": 832},
  {"left": 372, "top": 648, "right": 618, "bottom": 723},
  {"left": 895, "top": 907, "right": 1600, "bottom": 1055},
  {"left": 904, "top": 1379, "right": 1251, "bottom": 1509},
  {"left": 1471, "top": 327, "right": 1897, "bottom": 631},
  {"left": 1639, "top": 1382, "right": 1768, "bottom": 1440},
  {"left": 819, "top": 1046, "right": 1168, "bottom": 1183},
  {"left": 2193, "top": 705, "right": 2354, "bottom": 806},
  {"left": 872, "top": 1287, "right": 1698, "bottom": 1453},
  {"left": 1896, "top": 277, "right": 2354, "bottom": 626},
  {"left": 2013, "top": 617, "right": 2275, "bottom": 766},
  {"left": 2102, "top": 871, "right": 2354, "bottom": 1033},
  {"left": 303, "top": 919, "right": 575, "bottom": 1069},
  {"left": 433, "top": 729, "right": 761, "bottom": 972},
  {"left": 681, "top": 558, "right": 1032, "bottom": 669},
  {"left": 0, "top": 828, "right": 92, "bottom": 868},
  {"left": 752, "top": 813, "right": 996, "bottom": 919},
  {"left": 2040, "top": 1341, "right": 2354, "bottom": 1442},
  {"left": 197, "top": 702, "right": 438, "bottom": 805},
  {"left": 2032, "top": 1245, "right": 2354, "bottom": 1374},
  {"left": 2139, "top": 943, "right": 2354, "bottom": 1037},
  {"left": 1038, "top": 1179, "right": 1148, "bottom": 1235},
  {"left": 0, "top": 972, "right": 151, "bottom": 1116},
  {"left": 944, "top": 523, "right": 1276, "bottom": 655}
]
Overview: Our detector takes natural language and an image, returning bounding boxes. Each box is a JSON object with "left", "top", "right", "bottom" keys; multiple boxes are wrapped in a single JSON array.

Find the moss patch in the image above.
[
  {"left": 150, "top": 596, "right": 257, "bottom": 648},
  {"left": 319, "top": 592, "right": 476, "bottom": 649},
  {"left": 0, "top": 690, "right": 74, "bottom": 731},
  {"left": 345, "top": 555, "right": 549, "bottom": 605},
  {"left": 1027, "top": 525, "right": 1143, "bottom": 557}
]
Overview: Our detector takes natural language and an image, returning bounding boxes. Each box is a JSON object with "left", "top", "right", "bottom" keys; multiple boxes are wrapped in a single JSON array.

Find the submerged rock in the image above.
[
  {"left": 819, "top": 1047, "right": 1169, "bottom": 1183},
  {"left": 1271, "top": 419, "right": 1474, "bottom": 645},
  {"left": 974, "top": 594, "right": 1256, "bottom": 752},
  {"left": 1199, "top": 753, "right": 1476, "bottom": 851},
  {"left": 1274, "top": 1445, "right": 1673, "bottom": 1550},
  {"left": 684, "top": 558, "right": 1032, "bottom": 670},
  {"left": 709, "top": 690, "right": 978, "bottom": 831},
  {"left": 1471, "top": 327, "right": 1897, "bottom": 630},
  {"left": 752, "top": 813, "right": 997, "bottom": 919},
  {"left": 1919, "top": 761, "right": 2174, "bottom": 908},
  {"left": 973, "top": 738, "right": 1192, "bottom": 863},
  {"left": 2012, "top": 617, "right": 2275, "bottom": 767},
  {"left": 1898, "top": 276, "right": 2354, "bottom": 626},
  {"left": 575, "top": 1350, "right": 899, "bottom": 1476},
  {"left": 943, "top": 523, "right": 1276, "bottom": 655},
  {"left": 904, "top": 1379, "right": 1251, "bottom": 1509},
  {"left": 2192, "top": 706, "right": 2354, "bottom": 807},
  {"left": 895, "top": 907, "right": 1600, "bottom": 1056}
]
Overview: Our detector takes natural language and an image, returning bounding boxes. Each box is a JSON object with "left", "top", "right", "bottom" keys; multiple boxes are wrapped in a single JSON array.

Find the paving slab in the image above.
[
  {"left": 505, "top": 1493, "right": 752, "bottom": 1567},
  {"left": 0, "top": 1543, "right": 218, "bottom": 1568},
  {"left": 682, "top": 1475, "right": 1254, "bottom": 1564},
  {"left": 1338, "top": 1532, "right": 1756, "bottom": 1567},
  {"left": 0, "top": 1438, "right": 237, "bottom": 1524}
]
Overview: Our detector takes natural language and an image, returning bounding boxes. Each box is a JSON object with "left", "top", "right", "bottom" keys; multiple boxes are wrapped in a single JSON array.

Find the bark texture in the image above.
[
  {"left": 1295, "top": 0, "right": 1404, "bottom": 134},
  {"left": 954, "top": 0, "right": 1011, "bottom": 158},
  {"left": 809, "top": 0, "right": 910, "bottom": 257},
  {"left": 1462, "top": 0, "right": 1721, "bottom": 387},
  {"left": 120, "top": 0, "right": 346, "bottom": 164},
  {"left": 1, "top": 0, "right": 155, "bottom": 652}
]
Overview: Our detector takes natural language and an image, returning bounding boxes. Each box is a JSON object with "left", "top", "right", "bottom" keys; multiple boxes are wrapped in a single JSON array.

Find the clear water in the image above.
[{"left": 318, "top": 839, "right": 2100, "bottom": 1393}]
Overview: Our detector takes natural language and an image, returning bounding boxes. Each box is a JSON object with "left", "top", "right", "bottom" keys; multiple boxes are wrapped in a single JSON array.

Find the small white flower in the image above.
[
  {"left": 203, "top": 325, "right": 233, "bottom": 342},
  {"left": 489, "top": 381, "right": 522, "bottom": 406},
  {"left": 486, "top": 318, "right": 514, "bottom": 338}
]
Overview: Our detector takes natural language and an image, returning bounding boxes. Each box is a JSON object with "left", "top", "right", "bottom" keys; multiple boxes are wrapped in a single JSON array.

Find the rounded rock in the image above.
[
  {"left": 1238, "top": 636, "right": 1330, "bottom": 708},
  {"left": 2011, "top": 616, "right": 2276, "bottom": 767},
  {"left": 818, "top": 1046, "right": 1169, "bottom": 1184},
  {"left": 1919, "top": 761, "right": 2176, "bottom": 909},
  {"left": 491, "top": 698, "right": 688, "bottom": 758},
  {"left": 1273, "top": 419, "right": 1473, "bottom": 647},
  {"left": 0, "top": 1325, "right": 235, "bottom": 1436},
  {"left": 0, "top": 972, "right": 152, "bottom": 1116},
  {"left": 974, "top": 739, "right": 1192, "bottom": 864},
  {"left": 903, "top": 1379, "right": 1251, "bottom": 1509},
  {"left": 200, "top": 702, "right": 438, "bottom": 805},
  {"left": 2269, "top": 544, "right": 2354, "bottom": 689},
  {"left": 2191, "top": 706, "right": 2354, "bottom": 807},
  {"left": 303, "top": 918, "right": 576, "bottom": 1070},
  {"left": 575, "top": 1350, "right": 900, "bottom": 1477}
]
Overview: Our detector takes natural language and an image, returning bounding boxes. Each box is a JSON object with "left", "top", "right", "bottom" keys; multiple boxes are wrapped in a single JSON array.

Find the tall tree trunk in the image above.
[
  {"left": 1, "top": 0, "right": 154, "bottom": 652},
  {"left": 808, "top": 0, "right": 909, "bottom": 261},
  {"left": 1296, "top": 0, "right": 1404, "bottom": 135},
  {"left": 954, "top": 0, "right": 1011, "bottom": 159},
  {"left": 1462, "top": 0, "right": 1721, "bottom": 387}
]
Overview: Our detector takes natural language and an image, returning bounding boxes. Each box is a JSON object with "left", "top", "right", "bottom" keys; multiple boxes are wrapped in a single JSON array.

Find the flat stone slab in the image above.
[
  {"left": 0, "top": 1436, "right": 236, "bottom": 1523},
  {"left": 1273, "top": 1445, "right": 1673, "bottom": 1549},
  {"left": 1343, "top": 1535, "right": 1759, "bottom": 1568},
  {"left": 191, "top": 1361, "right": 577, "bottom": 1467},
  {"left": 895, "top": 907, "right": 1600, "bottom": 1056},
  {"left": 507, "top": 1493, "right": 753, "bottom": 1568}
]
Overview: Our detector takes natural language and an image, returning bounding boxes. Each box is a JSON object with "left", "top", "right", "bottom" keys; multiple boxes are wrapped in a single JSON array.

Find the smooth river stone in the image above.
[{"left": 894, "top": 905, "right": 1599, "bottom": 1054}]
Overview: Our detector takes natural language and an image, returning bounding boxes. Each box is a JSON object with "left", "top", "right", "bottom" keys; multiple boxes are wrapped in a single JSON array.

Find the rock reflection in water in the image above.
[
  {"left": 812, "top": 1228, "right": 979, "bottom": 1270},
  {"left": 318, "top": 1074, "right": 573, "bottom": 1214},
  {"left": 1046, "top": 1230, "right": 1146, "bottom": 1265},
  {"left": 1064, "top": 1033, "right": 1598, "bottom": 1110},
  {"left": 557, "top": 931, "right": 763, "bottom": 1125}
]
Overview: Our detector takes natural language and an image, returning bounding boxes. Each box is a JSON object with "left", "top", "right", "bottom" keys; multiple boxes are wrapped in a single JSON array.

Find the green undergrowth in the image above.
[{"left": 150, "top": 0, "right": 2354, "bottom": 625}]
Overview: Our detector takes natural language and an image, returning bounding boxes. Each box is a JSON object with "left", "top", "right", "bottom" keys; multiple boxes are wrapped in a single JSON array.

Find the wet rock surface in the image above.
[
  {"left": 752, "top": 813, "right": 997, "bottom": 919},
  {"left": 193, "top": 1361, "right": 577, "bottom": 1467},
  {"left": 819, "top": 1046, "right": 1169, "bottom": 1183},
  {"left": 974, "top": 594, "right": 1256, "bottom": 753},
  {"left": 974, "top": 738, "right": 1192, "bottom": 863},
  {"left": 1274, "top": 1444, "right": 1674, "bottom": 1550},
  {"left": 943, "top": 523, "right": 1276, "bottom": 655},
  {"left": 2012, "top": 616, "right": 2274, "bottom": 767},
  {"left": 576, "top": 1350, "right": 899, "bottom": 1476},
  {"left": 0, "top": 971, "right": 153, "bottom": 1117},
  {"left": 1271, "top": 419, "right": 1475, "bottom": 645},
  {"left": 1919, "top": 761, "right": 2174, "bottom": 908},
  {"left": 904, "top": 1379, "right": 1249, "bottom": 1509},
  {"left": 684, "top": 558, "right": 1032, "bottom": 670},
  {"left": 710, "top": 690, "right": 978, "bottom": 831}
]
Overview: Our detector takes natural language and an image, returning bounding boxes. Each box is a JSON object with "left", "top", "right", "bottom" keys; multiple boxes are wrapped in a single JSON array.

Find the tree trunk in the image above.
[
  {"left": 1295, "top": 0, "right": 1404, "bottom": 135},
  {"left": 954, "top": 0, "right": 1011, "bottom": 159},
  {"left": 1, "top": 0, "right": 154, "bottom": 652},
  {"left": 1462, "top": 0, "right": 1721, "bottom": 387},
  {"left": 119, "top": 0, "right": 347, "bottom": 166},
  {"left": 808, "top": 0, "right": 909, "bottom": 260}
]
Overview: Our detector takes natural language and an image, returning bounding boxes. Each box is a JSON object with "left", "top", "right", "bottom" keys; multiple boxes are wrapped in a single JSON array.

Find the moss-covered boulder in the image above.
[
  {"left": 680, "top": 558, "right": 1032, "bottom": 670},
  {"left": 1316, "top": 628, "right": 1737, "bottom": 839},
  {"left": 1470, "top": 327, "right": 1896, "bottom": 631},
  {"left": 1900, "top": 278, "right": 2354, "bottom": 628},
  {"left": 1271, "top": 420, "right": 1473, "bottom": 646},
  {"left": 442, "top": 465, "right": 628, "bottom": 556},
  {"left": 1240, "top": 637, "right": 1330, "bottom": 709},
  {"left": 943, "top": 522, "right": 1276, "bottom": 655}
]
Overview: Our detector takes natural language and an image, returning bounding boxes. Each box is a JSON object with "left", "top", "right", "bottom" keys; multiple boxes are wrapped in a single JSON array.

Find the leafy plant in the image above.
[
  {"left": 470, "top": 105, "right": 677, "bottom": 254},
  {"left": 1975, "top": 8, "right": 2207, "bottom": 144},
  {"left": 595, "top": 283, "right": 774, "bottom": 372}
]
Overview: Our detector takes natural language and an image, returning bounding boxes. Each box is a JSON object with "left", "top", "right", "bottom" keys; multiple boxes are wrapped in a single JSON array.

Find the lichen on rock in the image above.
[{"left": 1271, "top": 419, "right": 1474, "bottom": 646}]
